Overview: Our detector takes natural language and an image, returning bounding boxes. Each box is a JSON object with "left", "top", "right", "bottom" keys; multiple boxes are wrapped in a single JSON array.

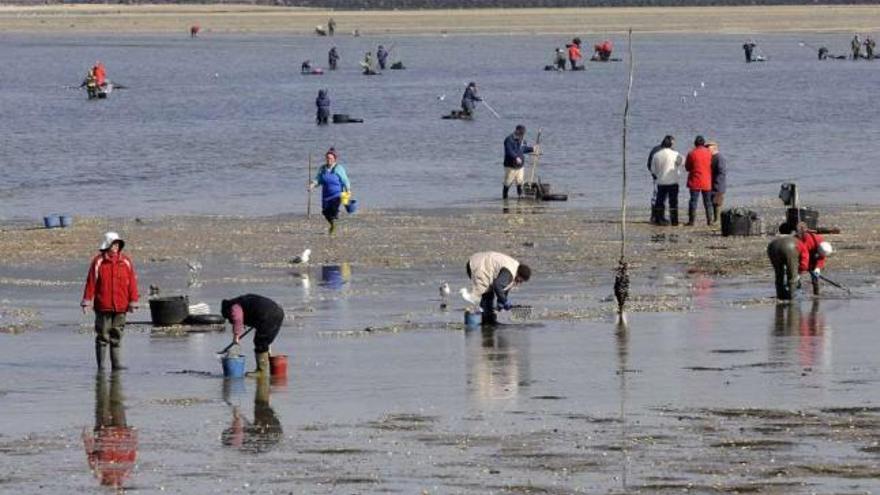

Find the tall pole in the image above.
[{"left": 307, "top": 153, "right": 313, "bottom": 218}]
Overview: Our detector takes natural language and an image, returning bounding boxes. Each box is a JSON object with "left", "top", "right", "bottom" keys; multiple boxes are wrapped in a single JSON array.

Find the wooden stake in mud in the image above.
[
  {"left": 614, "top": 29, "right": 634, "bottom": 326},
  {"left": 307, "top": 153, "right": 313, "bottom": 218},
  {"left": 527, "top": 128, "right": 543, "bottom": 185}
]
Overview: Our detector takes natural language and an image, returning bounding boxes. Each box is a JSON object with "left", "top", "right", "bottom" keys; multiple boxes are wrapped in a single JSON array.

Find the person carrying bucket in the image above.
[
  {"left": 309, "top": 148, "right": 351, "bottom": 235},
  {"left": 502, "top": 124, "right": 539, "bottom": 200},
  {"left": 461, "top": 252, "right": 531, "bottom": 325},
  {"left": 221, "top": 294, "right": 285, "bottom": 378},
  {"left": 81, "top": 232, "right": 140, "bottom": 371}
]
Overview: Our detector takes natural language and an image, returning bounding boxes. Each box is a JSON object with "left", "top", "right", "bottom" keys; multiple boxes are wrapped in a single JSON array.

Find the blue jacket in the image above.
[
  {"left": 711, "top": 153, "right": 727, "bottom": 193},
  {"left": 316, "top": 90, "right": 330, "bottom": 110},
  {"left": 503, "top": 134, "right": 534, "bottom": 169},
  {"left": 315, "top": 164, "right": 350, "bottom": 202},
  {"left": 377, "top": 47, "right": 388, "bottom": 63}
]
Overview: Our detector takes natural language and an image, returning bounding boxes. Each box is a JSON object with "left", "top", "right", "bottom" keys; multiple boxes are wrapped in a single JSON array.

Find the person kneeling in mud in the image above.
[
  {"left": 462, "top": 251, "right": 531, "bottom": 325},
  {"left": 766, "top": 222, "right": 832, "bottom": 300},
  {"left": 221, "top": 294, "right": 285, "bottom": 377},
  {"left": 309, "top": 148, "right": 351, "bottom": 234}
]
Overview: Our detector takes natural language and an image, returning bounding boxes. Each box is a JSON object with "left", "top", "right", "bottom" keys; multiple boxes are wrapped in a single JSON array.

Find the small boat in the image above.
[{"left": 86, "top": 81, "right": 113, "bottom": 100}]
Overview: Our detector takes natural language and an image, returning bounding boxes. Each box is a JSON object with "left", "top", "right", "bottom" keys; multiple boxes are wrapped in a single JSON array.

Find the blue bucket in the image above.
[
  {"left": 345, "top": 199, "right": 358, "bottom": 214},
  {"left": 464, "top": 310, "right": 481, "bottom": 327},
  {"left": 222, "top": 355, "right": 246, "bottom": 378},
  {"left": 59, "top": 215, "right": 74, "bottom": 228},
  {"left": 43, "top": 215, "right": 61, "bottom": 229}
]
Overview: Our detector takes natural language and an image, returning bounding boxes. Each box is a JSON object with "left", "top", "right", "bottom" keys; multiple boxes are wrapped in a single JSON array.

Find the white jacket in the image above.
[
  {"left": 651, "top": 148, "right": 684, "bottom": 186},
  {"left": 467, "top": 251, "right": 520, "bottom": 300}
]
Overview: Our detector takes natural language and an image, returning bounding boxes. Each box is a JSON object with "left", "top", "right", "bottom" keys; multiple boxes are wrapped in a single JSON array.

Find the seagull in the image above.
[
  {"left": 290, "top": 248, "right": 311, "bottom": 265},
  {"left": 440, "top": 282, "right": 450, "bottom": 298},
  {"left": 186, "top": 260, "right": 202, "bottom": 273},
  {"left": 437, "top": 94, "right": 446, "bottom": 101}
]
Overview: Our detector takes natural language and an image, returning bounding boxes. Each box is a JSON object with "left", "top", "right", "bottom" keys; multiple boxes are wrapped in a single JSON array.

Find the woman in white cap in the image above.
[{"left": 81, "top": 232, "right": 140, "bottom": 370}]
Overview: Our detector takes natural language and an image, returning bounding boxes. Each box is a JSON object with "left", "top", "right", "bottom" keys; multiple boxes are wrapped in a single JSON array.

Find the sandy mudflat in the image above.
[{"left": 0, "top": 4, "right": 879, "bottom": 35}]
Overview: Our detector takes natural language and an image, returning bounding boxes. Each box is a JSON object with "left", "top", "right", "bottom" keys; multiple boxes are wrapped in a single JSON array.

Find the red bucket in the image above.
[{"left": 269, "top": 354, "right": 288, "bottom": 377}]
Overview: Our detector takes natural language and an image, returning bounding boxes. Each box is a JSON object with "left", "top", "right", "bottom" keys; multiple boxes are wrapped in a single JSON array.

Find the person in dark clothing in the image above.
[
  {"left": 315, "top": 89, "right": 330, "bottom": 125},
  {"left": 221, "top": 294, "right": 285, "bottom": 377},
  {"left": 852, "top": 34, "right": 861, "bottom": 60},
  {"left": 743, "top": 41, "right": 756, "bottom": 62},
  {"left": 464, "top": 252, "right": 531, "bottom": 325},
  {"left": 327, "top": 17, "right": 336, "bottom": 36},
  {"left": 461, "top": 81, "right": 482, "bottom": 116},
  {"left": 377, "top": 45, "right": 389, "bottom": 70},
  {"left": 300, "top": 60, "right": 312, "bottom": 74},
  {"left": 866, "top": 36, "right": 876, "bottom": 59},
  {"left": 502, "top": 125, "right": 538, "bottom": 199},
  {"left": 328, "top": 47, "right": 339, "bottom": 70},
  {"left": 767, "top": 237, "right": 801, "bottom": 301},
  {"left": 647, "top": 138, "right": 665, "bottom": 224},
  {"left": 818, "top": 47, "right": 829, "bottom": 60},
  {"left": 707, "top": 141, "right": 727, "bottom": 224}
]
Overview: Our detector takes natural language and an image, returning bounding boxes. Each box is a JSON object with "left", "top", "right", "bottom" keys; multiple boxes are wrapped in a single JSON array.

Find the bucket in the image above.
[
  {"left": 59, "top": 215, "right": 74, "bottom": 228},
  {"left": 149, "top": 295, "right": 190, "bottom": 326},
  {"left": 464, "top": 310, "right": 481, "bottom": 327},
  {"left": 43, "top": 215, "right": 61, "bottom": 229},
  {"left": 269, "top": 354, "right": 288, "bottom": 377},
  {"left": 222, "top": 355, "right": 246, "bottom": 378},
  {"left": 345, "top": 199, "right": 358, "bottom": 214}
]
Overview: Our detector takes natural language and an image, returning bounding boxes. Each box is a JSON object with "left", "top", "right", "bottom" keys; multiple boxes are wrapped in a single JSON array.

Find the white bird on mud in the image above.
[
  {"left": 460, "top": 287, "right": 478, "bottom": 305},
  {"left": 437, "top": 94, "right": 446, "bottom": 101},
  {"left": 186, "top": 260, "right": 202, "bottom": 273},
  {"left": 440, "top": 282, "right": 450, "bottom": 298},
  {"left": 290, "top": 248, "right": 311, "bottom": 265}
]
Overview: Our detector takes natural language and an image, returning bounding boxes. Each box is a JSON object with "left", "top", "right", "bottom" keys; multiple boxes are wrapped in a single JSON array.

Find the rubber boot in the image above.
[
  {"left": 516, "top": 185, "right": 523, "bottom": 198},
  {"left": 95, "top": 343, "right": 107, "bottom": 370},
  {"left": 109, "top": 346, "right": 127, "bottom": 371},
  {"left": 670, "top": 209, "right": 679, "bottom": 226},
  {"left": 502, "top": 186, "right": 510, "bottom": 200},
  {"left": 247, "top": 351, "right": 270, "bottom": 378},
  {"left": 328, "top": 220, "right": 336, "bottom": 235}
]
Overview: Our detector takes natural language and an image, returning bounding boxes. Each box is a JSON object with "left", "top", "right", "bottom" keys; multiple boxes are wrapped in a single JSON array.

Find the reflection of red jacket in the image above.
[
  {"left": 83, "top": 426, "right": 138, "bottom": 487},
  {"left": 685, "top": 146, "right": 713, "bottom": 191},
  {"left": 797, "top": 232, "right": 826, "bottom": 273},
  {"left": 82, "top": 252, "right": 140, "bottom": 313}
]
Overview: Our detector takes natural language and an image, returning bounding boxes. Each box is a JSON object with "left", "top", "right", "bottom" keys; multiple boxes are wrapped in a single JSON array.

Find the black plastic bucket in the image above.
[{"left": 149, "top": 296, "right": 189, "bottom": 326}]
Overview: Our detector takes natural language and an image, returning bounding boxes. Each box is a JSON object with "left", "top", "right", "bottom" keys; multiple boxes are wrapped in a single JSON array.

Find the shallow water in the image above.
[
  {"left": 2, "top": 261, "right": 879, "bottom": 493},
  {"left": 1, "top": 32, "right": 879, "bottom": 220}
]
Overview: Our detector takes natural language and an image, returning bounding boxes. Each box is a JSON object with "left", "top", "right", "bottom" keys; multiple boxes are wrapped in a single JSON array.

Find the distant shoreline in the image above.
[{"left": 0, "top": 4, "right": 879, "bottom": 35}]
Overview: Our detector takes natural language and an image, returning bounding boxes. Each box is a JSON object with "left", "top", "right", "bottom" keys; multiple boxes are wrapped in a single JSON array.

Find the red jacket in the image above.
[
  {"left": 797, "top": 232, "right": 827, "bottom": 273},
  {"left": 685, "top": 146, "right": 713, "bottom": 191},
  {"left": 82, "top": 252, "right": 140, "bottom": 313},
  {"left": 567, "top": 44, "right": 582, "bottom": 61}
]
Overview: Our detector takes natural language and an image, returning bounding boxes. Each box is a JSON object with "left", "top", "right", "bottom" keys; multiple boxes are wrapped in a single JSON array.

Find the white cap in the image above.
[
  {"left": 818, "top": 241, "right": 833, "bottom": 256},
  {"left": 99, "top": 231, "right": 125, "bottom": 251}
]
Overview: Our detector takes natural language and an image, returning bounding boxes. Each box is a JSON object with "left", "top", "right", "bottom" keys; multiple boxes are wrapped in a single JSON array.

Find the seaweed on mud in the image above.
[
  {"left": 299, "top": 447, "right": 373, "bottom": 455},
  {"left": 763, "top": 464, "right": 880, "bottom": 478},
  {"left": 366, "top": 413, "right": 437, "bottom": 431},
  {"left": 709, "top": 438, "right": 795, "bottom": 450},
  {"left": 703, "top": 408, "right": 808, "bottom": 420},
  {"left": 820, "top": 406, "right": 880, "bottom": 415},
  {"left": 530, "top": 395, "right": 566, "bottom": 400},
  {"left": 710, "top": 349, "right": 755, "bottom": 354}
]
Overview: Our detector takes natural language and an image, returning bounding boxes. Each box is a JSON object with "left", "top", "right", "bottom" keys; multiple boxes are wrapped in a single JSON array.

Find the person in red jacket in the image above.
[
  {"left": 796, "top": 222, "right": 832, "bottom": 295},
  {"left": 684, "top": 135, "right": 714, "bottom": 226},
  {"left": 567, "top": 38, "right": 583, "bottom": 70},
  {"left": 81, "top": 232, "right": 140, "bottom": 370},
  {"left": 93, "top": 61, "right": 107, "bottom": 87}
]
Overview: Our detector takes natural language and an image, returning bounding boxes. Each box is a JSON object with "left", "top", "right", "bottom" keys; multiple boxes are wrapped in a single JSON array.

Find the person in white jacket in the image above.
[
  {"left": 461, "top": 251, "right": 531, "bottom": 325},
  {"left": 650, "top": 135, "right": 684, "bottom": 226}
]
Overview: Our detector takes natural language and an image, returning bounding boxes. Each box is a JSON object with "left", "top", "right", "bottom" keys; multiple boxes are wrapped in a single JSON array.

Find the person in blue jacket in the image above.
[
  {"left": 309, "top": 148, "right": 351, "bottom": 234},
  {"left": 461, "top": 82, "right": 482, "bottom": 116},
  {"left": 377, "top": 45, "right": 389, "bottom": 70},
  {"left": 315, "top": 89, "right": 330, "bottom": 125},
  {"left": 502, "top": 125, "right": 538, "bottom": 199}
]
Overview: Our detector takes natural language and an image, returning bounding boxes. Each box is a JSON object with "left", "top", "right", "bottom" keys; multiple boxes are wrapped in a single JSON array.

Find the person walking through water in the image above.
[
  {"left": 462, "top": 252, "right": 532, "bottom": 325},
  {"left": 377, "top": 45, "right": 389, "bottom": 70},
  {"left": 766, "top": 222, "right": 833, "bottom": 300},
  {"left": 707, "top": 140, "right": 727, "bottom": 224},
  {"left": 502, "top": 125, "right": 539, "bottom": 199},
  {"left": 81, "top": 232, "right": 140, "bottom": 370},
  {"left": 221, "top": 294, "right": 285, "bottom": 377},
  {"left": 315, "top": 89, "right": 330, "bottom": 125},
  {"left": 684, "top": 135, "right": 714, "bottom": 226},
  {"left": 461, "top": 81, "right": 482, "bottom": 117},
  {"left": 328, "top": 47, "right": 339, "bottom": 70},
  {"left": 309, "top": 148, "right": 351, "bottom": 235}
]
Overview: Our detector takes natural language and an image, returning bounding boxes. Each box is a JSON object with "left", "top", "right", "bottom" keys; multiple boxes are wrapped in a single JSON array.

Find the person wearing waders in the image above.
[
  {"left": 684, "top": 135, "right": 714, "bottom": 226},
  {"left": 328, "top": 46, "right": 339, "bottom": 70},
  {"left": 461, "top": 81, "right": 482, "bottom": 117},
  {"left": 377, "top": 45, "right": 389, "bottom": 70},
  {"left": 554, "top": 47, "right": 566, "bottom": 70},
  {"left": 502, "top": 125, "right": 539, "bottom": 199},
  {"left": 221, "top": 294, "right": 285, "bottom": 377},
  {"left": 81, "top": 232, "right": 140, "bottom": 371},
  {"left": 767, "top": 222, "right": 832, "bottom": 300},
  {"left": 866, "top": 36, "right": 876, "bottom": 59},
  {"left": 647, "top": 136, "right": 667, "bottom": 224},
  {"left": 742, "top": 41, "right": 756, "bottom": 62},
  {"left": 315, "top": 89, "right": 330, "bottom": 125},
  {"left": 462, "top": 252, "right": 531, "bottom": 325},
  {"left": 650, "top": 135, "right": 684, "bottom": 226},
  {"left": 852, "top": 34, "right": 862, "bottom": 60},
  {"left": 707, "top": 140, "right": 727, "bottom": 224},
  {"left": 309, "top": 148, "right": 351, "bottom": 235}
]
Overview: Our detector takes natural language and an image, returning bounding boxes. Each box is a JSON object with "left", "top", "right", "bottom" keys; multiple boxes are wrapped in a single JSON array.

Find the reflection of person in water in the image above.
[
  {"left": 466, "top": 327, "right": 529, "bottom": 403},
  {"left": 320, "top": 263, "right": 351, "bottom": 290},
  {"left": 82, "top": 372, "right": 138, "bottom": 488},
  {"left": 771, "top": 300, "right": 827, "bottom": 368},
  {"left": 221, "top": 377, "right": 282, "bottom": 454}
]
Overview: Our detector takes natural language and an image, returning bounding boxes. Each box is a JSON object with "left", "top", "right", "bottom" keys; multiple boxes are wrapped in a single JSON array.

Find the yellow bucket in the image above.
[{"left": 340, "top": 191, "right": 351, "bottom": 206}]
